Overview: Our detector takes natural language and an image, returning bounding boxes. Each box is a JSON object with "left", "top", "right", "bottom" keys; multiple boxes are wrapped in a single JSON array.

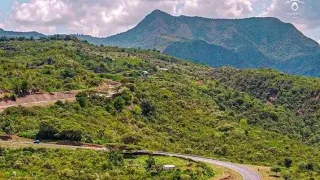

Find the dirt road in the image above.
[{"left": 0, "top": 80, "right": 121, "bottom": 111}]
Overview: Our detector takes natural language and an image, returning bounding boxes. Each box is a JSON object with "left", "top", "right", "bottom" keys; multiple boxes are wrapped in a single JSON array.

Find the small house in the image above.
[
  {"left": 163, "top": 165, "right": 175, "bottom": 171},
  {"left": 158, "top": 67, "right": 169, "bottom": 71}
]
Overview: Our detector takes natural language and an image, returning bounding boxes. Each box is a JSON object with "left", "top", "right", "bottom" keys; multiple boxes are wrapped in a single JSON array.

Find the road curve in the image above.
[
  {"left": 0, "top": 141, "right": 261, "bottom": 180},
  {"left": 154, "top": 152, "right": 261, "bottom": 180}
]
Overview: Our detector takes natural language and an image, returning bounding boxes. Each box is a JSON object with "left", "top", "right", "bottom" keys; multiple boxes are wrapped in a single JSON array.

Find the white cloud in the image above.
[
  {"left": 179, "top": 0, "right": 255, "bottom": 18},
  {"left": 6, "top": 0, "right": 179, "bottom": 36},
  {"left": 11, "top": 0, "right": 69, "bottom": 25},
  {"left": 5, "top": 0, "right": 256, "bottom": 36},
  {"left": 260, "top": 0, "right": 320, "bottom": 30},
  {"left": 0, "top": 0, "right": 319, "bottom": 41}
]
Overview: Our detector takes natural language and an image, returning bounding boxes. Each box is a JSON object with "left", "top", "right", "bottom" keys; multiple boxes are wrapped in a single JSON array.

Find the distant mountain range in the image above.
[
  {"left": 0, "top": 28, "right": 45, "bottom": 38},
  {"left": 1, "top": 10, "right": 320, "bottom": 77}
]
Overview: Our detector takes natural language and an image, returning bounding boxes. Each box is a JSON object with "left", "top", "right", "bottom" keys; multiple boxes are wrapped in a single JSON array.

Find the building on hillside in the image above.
[
  {"left": 159, "top": 68, "right": 169, "bottom": 71},
  {"left": 163, "top": 165, "right": 175, "bottom": 170}
]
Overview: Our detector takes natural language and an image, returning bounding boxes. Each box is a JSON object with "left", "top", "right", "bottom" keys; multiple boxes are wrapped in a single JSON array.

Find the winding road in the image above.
[
  {"left": 154, "top": 152, "right": 261, "bottom": 180},
  {"left": 0, "top": 141, "right": 261, "bottom": 180},
  {"left": 0, "top": 79, "right": 260, "bottom": 180}
]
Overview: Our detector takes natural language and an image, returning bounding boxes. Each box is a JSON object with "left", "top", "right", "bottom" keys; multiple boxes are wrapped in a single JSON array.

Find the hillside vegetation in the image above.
[
  {"left": 211, "top": 67, "right": 320, "bottom": 144},
  {"left": 0, "top": 147, "right": 213, "bottom": 179},
  {"left": 0, "top": 36, "right": 152, "bottom": 97},
  {"left": 0, "top": 38, "right": 319, "bottom": 179}
]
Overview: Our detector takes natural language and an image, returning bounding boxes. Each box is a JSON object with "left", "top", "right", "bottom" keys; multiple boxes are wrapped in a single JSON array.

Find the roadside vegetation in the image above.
[
  {"left": 0, "top": 38, "right": 319, "bottom": 179},
  {"left": 0, "top": 147, "right": 213, "bottom": 179}
]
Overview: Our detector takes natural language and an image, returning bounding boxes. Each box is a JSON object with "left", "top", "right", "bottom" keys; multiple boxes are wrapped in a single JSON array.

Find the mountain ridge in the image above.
[
  {"left": 0, "top": 10, "right": 319, "bottom": 76},
  {"left": 102, "top": 10, "right": 320, "bottom": 77}
]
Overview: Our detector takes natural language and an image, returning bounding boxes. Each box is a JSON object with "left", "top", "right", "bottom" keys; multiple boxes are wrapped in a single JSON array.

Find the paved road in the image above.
[
  {"left": 154, "top": 152, "right": 261, "bottom": 180},
  {"left": 0, "top": 141, "right": 261, "bottom": 180}
]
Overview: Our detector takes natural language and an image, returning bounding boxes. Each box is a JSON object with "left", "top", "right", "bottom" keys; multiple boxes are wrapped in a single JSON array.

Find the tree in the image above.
[
  {"left": 271, "top": 165, "right": 281, "bottom": 176},
  {"left": 21, "top": 81, "right": 30, "bottom": 94},
  {"left": 1, "top": 120, "right": 15, "bottom": 135},
  {"left": 76, "top": 96, "right": 87, "bottom": 107},
  {"left": 283, "top": 158, "right": 293, "bottom": 168},
  {"left": 47, "top": 57, "right": 54, "bottom": 65},
  {"left": 61, "top": 69, "right": 76, "bottom": 79},
  {"left": 281, "top": 171, "right": 292, "bottom": 180},
  {"left": 13, "top": 80, "right": 30, "bottom": 95},
  {"left": 59, "top": 129, "right": 82, "bottom": 141},
  {"left": 10, "top": 94, "right": 17, "bottom": 101},
  {"left": 113, "top": 97, "right": 125, "bottom": 112},
  {"left": 76, "top": 92, "right": 89, "bottom": 107},
  {"left": 55, "top": 100, "right": 64, "bottom": 106},
  {"left": 108, "top": 151, "right": 124, "bottom": 166},
  {"left": 121, "top": 133, "right": 141, "bottom": 145},
  {"left": 140, "top": 100, "right": 156, "bottom": 116},
  {"left": 121, "top": 90, "right": 132, "bottom": 105},
  {"left": 37, "top": 121, "right": 59, "bottom": 139},
  {"left": 145, "top": 156, "right": 156, "bottom": 170}
]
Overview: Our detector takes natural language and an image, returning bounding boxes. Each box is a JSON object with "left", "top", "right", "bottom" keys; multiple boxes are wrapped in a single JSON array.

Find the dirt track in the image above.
[
  {"left": 0, "top": 91, "right": 78, "bottom": 110},
  {"left": 0, "top": 80, "right": 121, "bottom": 111}
]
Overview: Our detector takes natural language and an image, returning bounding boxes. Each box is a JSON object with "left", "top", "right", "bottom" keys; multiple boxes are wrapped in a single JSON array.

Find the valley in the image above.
[{"left": 0, "top": 38, "right": 319, "bottom": 179}]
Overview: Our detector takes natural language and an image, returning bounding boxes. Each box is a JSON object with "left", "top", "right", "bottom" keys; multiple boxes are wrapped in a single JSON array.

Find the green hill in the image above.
[
  {"left": 211, "top": 67, "right": 320, "bottom": 144},
  {"left": 0, "top": 38, "right": 319, "bottom": 179}
]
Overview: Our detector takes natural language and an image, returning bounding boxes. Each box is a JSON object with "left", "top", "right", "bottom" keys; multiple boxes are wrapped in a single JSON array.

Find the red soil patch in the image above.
[
  {"left": 0, "top": 79, "right": 122, "bottom": 110},
  {"left": 0, "top": 91, "right": 77, "bottom": 110}
]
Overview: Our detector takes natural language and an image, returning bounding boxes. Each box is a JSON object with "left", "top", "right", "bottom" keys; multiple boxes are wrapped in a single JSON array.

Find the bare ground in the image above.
[{"left": 0, "top": 79, "right": 121, "bottom": 111}]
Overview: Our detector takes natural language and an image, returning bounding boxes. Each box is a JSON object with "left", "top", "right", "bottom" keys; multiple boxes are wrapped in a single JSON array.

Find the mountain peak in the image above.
[
  {"left": 148, "top": 9, "right": 171, "bottom": 18},
  {"left": 104, "top": 10, "right": 320, "bottom": 77}
]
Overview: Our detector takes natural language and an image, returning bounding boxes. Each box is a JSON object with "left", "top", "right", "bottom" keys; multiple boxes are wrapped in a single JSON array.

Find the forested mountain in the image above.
[
  {"left": 1, "top": 10, "right": 319, "bottom": 77},
  {"left": 0, "top": 38, "right": 319, "bottom": 178},
  {"left": 103, "top": 10, "right": 320, "bottom": 77}
]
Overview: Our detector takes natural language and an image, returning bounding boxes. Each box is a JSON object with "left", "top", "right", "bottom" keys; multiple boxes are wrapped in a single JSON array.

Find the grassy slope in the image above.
[{"left": 0, "top": 39, "right": 319, "bottom": 179}]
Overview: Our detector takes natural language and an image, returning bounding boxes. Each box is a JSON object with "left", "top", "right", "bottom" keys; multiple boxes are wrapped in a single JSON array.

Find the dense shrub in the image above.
[{"left": 140, "top": 100, "right": 156, "bottom": 116}]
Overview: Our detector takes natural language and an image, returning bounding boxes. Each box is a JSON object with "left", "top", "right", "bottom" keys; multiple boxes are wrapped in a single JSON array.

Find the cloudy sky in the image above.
[{"left": 0, "top": 0, "right": 319, "bottom": 43}]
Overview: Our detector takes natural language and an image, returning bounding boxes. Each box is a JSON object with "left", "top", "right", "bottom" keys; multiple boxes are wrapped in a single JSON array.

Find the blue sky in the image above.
[{"left": 0, "top": 0, "right": 319, "bottom": 43}]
